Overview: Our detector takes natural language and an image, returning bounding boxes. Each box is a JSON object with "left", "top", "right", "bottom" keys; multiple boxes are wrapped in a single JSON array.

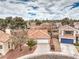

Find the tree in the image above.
[
  {"left": 0, "top": 18, "right": 7, "bottom": 31},
  {"left": 26, "top": 39, "right": 37, "bottom": 51},
  {"left": 12, "top": 17, "right": 27, "bottom": 29},
  {"left": 61, "top": 18, "right": 70, "bottom": 25},
  {"left": 35, "top": 19, "right": 42, "bottom": 25},
  {"left": 11, "top": 30, "right": 27, "bottom": 51},
  {"left": 5, "top": 17, "right": 12, "bottom": 24},
  {"left": 61, "top": 18, "right": 74, "bottom": 26}
]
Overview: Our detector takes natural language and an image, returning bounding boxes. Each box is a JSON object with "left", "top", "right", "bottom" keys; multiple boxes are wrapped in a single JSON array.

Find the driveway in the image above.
[
  {"left": 17, "top": 43, "right": 51, "bottom": 59},
  {"left": 61, "top": 43, "right": 78, "bottom": 56},
  {"left": 33, "top": 43, "right": 50, "bottom": 54}
]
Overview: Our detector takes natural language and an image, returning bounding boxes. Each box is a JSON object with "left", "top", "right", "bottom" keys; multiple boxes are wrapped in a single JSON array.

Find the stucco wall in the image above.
[
  {"left": 0, "top": 42, "right": 4, "bottom": 55},
  {"left": 2, "top": 42, "right": 9, "bottom": 55}
]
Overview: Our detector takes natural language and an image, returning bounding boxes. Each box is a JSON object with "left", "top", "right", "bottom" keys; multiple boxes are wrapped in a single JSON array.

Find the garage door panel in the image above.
[
  {"left": 61, "top": 38, "right": 73, "bottom": 44},
  {"left": 37, "top": 40, "right": 48, "bottom": 44}
]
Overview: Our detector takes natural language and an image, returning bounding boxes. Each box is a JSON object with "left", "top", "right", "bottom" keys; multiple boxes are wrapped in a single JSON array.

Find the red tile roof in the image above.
[
  {"left": 0, "top": 30, "right": 10, "bottom": 43},
  {"left": 27, "top": 29, "right": 50, "bottom": 39}
]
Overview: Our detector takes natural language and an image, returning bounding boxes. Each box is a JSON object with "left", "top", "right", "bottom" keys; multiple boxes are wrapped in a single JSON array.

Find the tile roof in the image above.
[
  {"left": 0, "top": 30, "right": 10, "bottom": 43},
  {"left": 27, "top": 29, "right": 50, "bottom": 39},
  {"left": 59, "top": 25, "right": 77, "bottom": 31}
]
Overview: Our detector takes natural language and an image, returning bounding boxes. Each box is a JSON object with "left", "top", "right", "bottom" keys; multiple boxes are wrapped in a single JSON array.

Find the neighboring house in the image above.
[
  {"left": 40, "top": 22, "right": 51, "bottom": 29},
  {"left": 59, "top": 25, "right": 77, "bottom": 44},
  {"left": 27, "top": 29, "right": 50, "bottom": 44},
  {"left": 30, "top": 22, "right": 55, "bottom": 30},
  {"left": 74, "top": 22, "right": 79, "bottom": 29},
  {"left": 55, "top": 22, "right": 62, "bottom": 28},
  {"left": 0, "top": 30, "right": 11, "bottom": 55},
  {"left": 30, "top": 25, "right": 42, "bottom": 30}
]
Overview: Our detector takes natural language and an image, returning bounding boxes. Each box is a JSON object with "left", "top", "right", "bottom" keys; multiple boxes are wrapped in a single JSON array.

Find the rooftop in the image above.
[
  {"left": 27, "top": 29, "right": 50, "bottom": 39},
  {"left": 59, "top": 25, "right": 77, "bottom": 31},
  {"left": 0, "top": 30, "right": 10, "bottom": 43}
]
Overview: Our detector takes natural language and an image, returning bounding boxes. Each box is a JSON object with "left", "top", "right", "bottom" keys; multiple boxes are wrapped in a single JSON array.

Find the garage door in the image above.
[
  {"left": 37, "top": 39, "right": 49, "bottom": 44},
  {"left": 61, "top": 38, "right": 73, "bottom": 44}
]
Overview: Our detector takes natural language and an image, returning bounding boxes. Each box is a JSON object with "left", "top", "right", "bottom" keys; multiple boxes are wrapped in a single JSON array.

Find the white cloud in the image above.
[{"left": 0, "top": 0, "right": 79, "bottom": 20}]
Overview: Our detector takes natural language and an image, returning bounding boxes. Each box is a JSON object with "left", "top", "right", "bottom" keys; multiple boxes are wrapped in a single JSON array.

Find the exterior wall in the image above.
[
  {"left": 37, "top": 39, "right": 49, "bottom": 44},
  {"left": 76, "top": 30, "right": 79, "bottom": 43},
  {"left": 5, "top": 28, "right": 11, "bottom": 35},
  {"left": 0, "top": 42, "right": 4, "bottom": 55},
  {"left": 36, "top": 38, "right": 49, "bottom": 44},
  {"left": 73, "top": 31, "right": 76, "bottom": 43},
  {"left": 2, "top": 42, "right": 9, "bottom": 55}
]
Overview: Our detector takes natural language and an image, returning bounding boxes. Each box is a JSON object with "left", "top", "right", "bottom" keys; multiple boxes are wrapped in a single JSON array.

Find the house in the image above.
[
  {"left": 74, "top": 22, "right": 79, "bottom": 29},
  {"left": 40, "top": 22, "right": 51, "bottom": 29},
  {"left": 59, "top": 25, "right": 77, "bottom": 44},
  {"left": 55, "top": 22, "right": 62, "bottom": 28},
  {"left": 27, "top": 29, "right": 50, "bottom": 44},
  {"left": 0, "top": 30, "right": 11, "bottom": 55}
]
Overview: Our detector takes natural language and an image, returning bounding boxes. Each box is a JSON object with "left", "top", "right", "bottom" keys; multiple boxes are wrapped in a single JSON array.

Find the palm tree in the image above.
[{"left": 26, "top": 39, "right": 37, "bottom": 51}]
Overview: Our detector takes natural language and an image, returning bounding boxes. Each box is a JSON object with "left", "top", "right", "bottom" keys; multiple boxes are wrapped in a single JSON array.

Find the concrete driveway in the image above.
[
  {"left": 17, "top": 43, "right": 51, "bottom": 59},
  {"left": 33, "top": 43, "right": 50, "bottom": 54},
  {"left": 61, "top": 43, "right": 78, "bottom": 56}
]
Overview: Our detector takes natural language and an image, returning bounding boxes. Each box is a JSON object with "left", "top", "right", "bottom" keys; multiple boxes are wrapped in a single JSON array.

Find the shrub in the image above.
[{"left": 26, "top": 39, "right": 37, "bottom": 51}]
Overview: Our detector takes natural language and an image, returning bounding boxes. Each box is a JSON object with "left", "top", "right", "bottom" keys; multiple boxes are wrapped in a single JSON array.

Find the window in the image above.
[
  {"left": 0, "top": 45, "right": 2, "bottom": 49},
  {"left": 8, "top": 42, "right": 10, "bottom": 48},
  {"left": 64, "top": 31, "right": 73, "bottom": 34},
  {"left": 0, "top": 53, "right": 2, "bottom": 55}
]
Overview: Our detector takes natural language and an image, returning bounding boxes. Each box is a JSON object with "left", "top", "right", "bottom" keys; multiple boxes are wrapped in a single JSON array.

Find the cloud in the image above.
[{"left": 0, "top": 0, "right": 79, "bottom": 20}]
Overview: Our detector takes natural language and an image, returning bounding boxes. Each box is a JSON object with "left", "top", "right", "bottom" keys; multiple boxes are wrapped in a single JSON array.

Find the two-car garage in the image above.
[{"left": 61, "top": 38, "right": 74, "bottom": 44}]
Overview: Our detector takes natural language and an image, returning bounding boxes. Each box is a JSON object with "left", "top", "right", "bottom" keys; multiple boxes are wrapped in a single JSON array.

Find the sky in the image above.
[{"left": 0, "top": 0, "right": 79, "bottom": 20}]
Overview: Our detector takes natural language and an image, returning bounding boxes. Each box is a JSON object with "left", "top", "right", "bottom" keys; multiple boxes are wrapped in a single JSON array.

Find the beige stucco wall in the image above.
[
  {"left": 2, "top": 42, "right": 10, "bottom": 55},
  {"left": 0, "top": 42, "right": 4, "bottom": 55},
  {"left": 0, "top": 41, "right": 10, "bottom": 55}
]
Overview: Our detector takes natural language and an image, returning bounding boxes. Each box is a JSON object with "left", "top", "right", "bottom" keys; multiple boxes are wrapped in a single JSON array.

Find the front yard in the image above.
[
  {"left": 76, "top": 46, "right": 79, "bottom": 52},
  {"left": 74, "top": 43, "right": 79, "bottom": 52},
  {"left": 1, "top": 45, "right": 36, "bottom": 59}
]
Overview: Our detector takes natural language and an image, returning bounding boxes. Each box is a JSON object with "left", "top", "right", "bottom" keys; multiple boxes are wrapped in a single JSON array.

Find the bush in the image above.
[
  {"left": 74, "top": 43, "right": 79, "bottom": 46},
  {"left": 26, "top": 39, "right": 37, "bottom": 51}
]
